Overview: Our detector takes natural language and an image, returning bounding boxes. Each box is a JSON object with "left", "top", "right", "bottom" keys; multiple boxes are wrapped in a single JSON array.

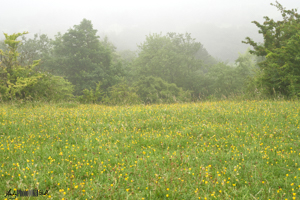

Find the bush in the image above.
[
  {"left": 104, "top": 80, "right": 141, "bottom": 105},
  {"left": 135, "top": 76, "right": 191, "bottom": 104},
  {"left": 77, "top": 82, "right": 103, "bottom": 104}
]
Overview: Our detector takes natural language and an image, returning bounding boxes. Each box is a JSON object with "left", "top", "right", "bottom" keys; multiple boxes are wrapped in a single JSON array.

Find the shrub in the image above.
[{"left": 135, "top": 76, "right": 191, "bottom": 104}]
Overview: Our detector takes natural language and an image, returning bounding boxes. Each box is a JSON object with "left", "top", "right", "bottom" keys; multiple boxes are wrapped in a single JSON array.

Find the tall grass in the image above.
[{"left": 0, "top": 100, "right": 299, "bottom": 199}]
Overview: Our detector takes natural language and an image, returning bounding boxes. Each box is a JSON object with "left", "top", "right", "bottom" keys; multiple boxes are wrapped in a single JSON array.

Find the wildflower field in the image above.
[{"left": 0, "top": 100, "right": 300, "bottom": 199}]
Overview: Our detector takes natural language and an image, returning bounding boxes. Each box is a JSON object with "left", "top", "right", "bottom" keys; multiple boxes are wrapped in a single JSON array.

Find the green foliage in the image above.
[
  {"left": 194, "top": 44, "right": 218, "bottom": 68},
  {"left": 198, "top": 49, "right": 257, "bottom": 99},
  {"left": 204, "top": 62, "right": 237, "bottom": 98},
  {"left": 18, "top": 33, "right": 53, "bottom": 68},
  {"left": 133, "top": 33, "right": 204, "bottom": 94},
  {"left": 76, "top": 77, "right": 191, "bottom": 105},
  {"left": 243, "top": 1, "right": 300, "bottom": 98},
  {"left": 116, "top": 50, "right": 138, "bottom": 81},
  {"left": 0, "top": 39, "right": 6, "bottom": 51},
  {"left": 117, "top": 50, "right": 137, "bottom": 63},
  {"left": 77, "top": 80, "right": 140, "bottom": 105},
  {"left": 234, "top": 48, "right": 258, "bottom": 94},
  {"left": 0, "top": 32, "right": 74, "bottom": 102},
  {"left": 135, "top": 76, "right": 191, "bottom": 104},
  {"left": 103, "top": 79, "right": 141, "bottom": 105},
  {"left": 48, "top": 19, "right": 124, "bottom": 95},
  {"left": 8, "top": 8, "right": 300, "bottom": 103},
  {"left": 262, "top": 31, "right": 300, "bottom": 98},
  {"left": 77, "top": 82, "right": 104, "bottom": 104},
  {"left": 34, "top": 74, "right": 74, "bottom": 101}
]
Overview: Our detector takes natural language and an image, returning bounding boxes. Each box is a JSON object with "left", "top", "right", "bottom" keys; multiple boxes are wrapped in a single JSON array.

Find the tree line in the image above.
[{"left": 0, "top": 1, "right": 299, "bottom": 104}]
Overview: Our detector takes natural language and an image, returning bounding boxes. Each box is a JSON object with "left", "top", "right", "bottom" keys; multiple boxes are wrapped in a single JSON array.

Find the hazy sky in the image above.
[{"left": 1, "top": 0, "right": 299, "bottom": 61}]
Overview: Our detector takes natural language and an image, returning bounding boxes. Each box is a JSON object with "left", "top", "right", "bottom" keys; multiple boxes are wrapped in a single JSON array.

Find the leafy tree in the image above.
[
  {"left": 118, "top": 50, "right": 137, "bottom": 63},
  {"left": 194, "top": 44, "right": 218, "bottom": 70},
  {"left": 0, "top": 40, "right": 6, "bottom": 51},
  {"left": 133, "top": 32, "right": 204, "bottom": 94},
  {"left": 199, "top": 48, "right": 258, "bottom": 99},
  {"left": 49, "top": 19, "right": 123, "bottom": 95},
  {"left": 117, "top": 50, "right": 138, "bottom": 81},
  {"left": 243, "top": 1, "right": 300, "bottom": 97},
  {"left": 263, "top": 31, "right": 300, "bottom": 97},
  {"left": 0, "top": 32, "right": 73, "bottom": 102},
  {"left": 234, "top": 48, "right": 257, "bottom": 91},
  {"left": 18, "top": 33, "right": 53, "bottom": 68},
  {"left": 205, "top": 62, "right": 237, "bottom": 97}
]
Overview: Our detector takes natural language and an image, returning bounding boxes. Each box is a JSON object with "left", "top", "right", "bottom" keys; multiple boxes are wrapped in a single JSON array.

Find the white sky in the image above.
[{"left": 1, "top": 0, "right": 299, "bottom": 61}]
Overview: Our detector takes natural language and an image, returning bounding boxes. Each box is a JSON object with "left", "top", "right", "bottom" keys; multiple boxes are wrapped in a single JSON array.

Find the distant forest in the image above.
[
  {"left": 102, "top": 22, "right": 262, "bottom": 63},
  {"left": 0, "top": 2, "right": 299, "bottom": 104}
]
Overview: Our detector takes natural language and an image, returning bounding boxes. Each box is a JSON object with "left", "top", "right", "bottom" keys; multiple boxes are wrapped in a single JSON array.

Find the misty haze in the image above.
[
  {"left": 1, "top": 0, "right": 298, "bottom": 62},
  {"left": 1, "top": 1, "right": 300, "bottom": 199}
]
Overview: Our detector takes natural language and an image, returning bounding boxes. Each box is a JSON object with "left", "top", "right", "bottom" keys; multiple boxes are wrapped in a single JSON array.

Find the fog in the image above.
[{"left": 1, "top": 0, "right": 299, "bottom": 62}]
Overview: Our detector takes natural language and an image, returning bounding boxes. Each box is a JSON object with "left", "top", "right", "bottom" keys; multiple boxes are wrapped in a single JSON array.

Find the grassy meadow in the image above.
[{"left": 0, "top": 100, "right": 300, "bottom": 199}]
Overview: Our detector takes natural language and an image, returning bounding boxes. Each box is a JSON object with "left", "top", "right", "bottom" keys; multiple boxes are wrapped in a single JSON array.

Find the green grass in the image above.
[{"left": 0, "top": 100, "right": 299, "bottom": 199}]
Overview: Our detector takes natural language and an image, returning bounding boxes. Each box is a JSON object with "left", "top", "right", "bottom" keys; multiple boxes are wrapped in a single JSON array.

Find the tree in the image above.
[
  {"left": 49, "top": 19, "right": 123, "bottom": 95},
  {"left": 263, "top": 32, "right": 300, "bottom": 97},
  {"left": 194, "top": 44, "right": 218, "bottom": 70},
  {"left": 0, "top": 32, "right": 73, "bottom": 102},
  {"left": 243, "top": 1, "right": 300, "bottom": 97},
  {"left": 18, "top": 33, "right": 53, "bottom": 68},
  {"left": 0, "top": 39, "right": 6, "bottom": 51},
  {"left": 204, "top": 62, "right": 237, "bottom": 97},
  {"left": 116, "top": 50, "right": 138, "bottom": 81},
  {"left": 234, "top": 48, "right": 257, "bottom": 92},
  {"left": 196, "top": 48, "right": 258, "bottom": 99},
  {"left": 133, "top": 32, "right": 205, "bottom": 94}
]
